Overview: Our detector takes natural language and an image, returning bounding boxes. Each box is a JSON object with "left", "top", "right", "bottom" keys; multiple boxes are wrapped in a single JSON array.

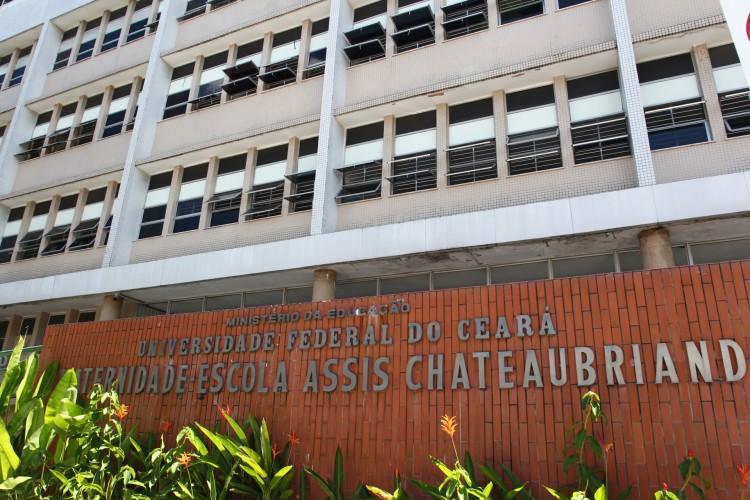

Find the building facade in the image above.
[{"left": 0, "top": 0, "right": 746, "bottom": 348}]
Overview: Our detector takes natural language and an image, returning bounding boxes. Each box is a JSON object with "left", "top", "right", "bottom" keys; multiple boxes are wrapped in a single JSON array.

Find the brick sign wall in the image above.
[{"left": 40, "top": 262, "right": 750, "bottom": 498}]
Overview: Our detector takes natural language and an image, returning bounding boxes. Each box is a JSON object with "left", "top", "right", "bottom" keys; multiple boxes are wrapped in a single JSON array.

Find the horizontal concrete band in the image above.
[{"left": 2, "top": 170, "right": 749, "bottom": 306}]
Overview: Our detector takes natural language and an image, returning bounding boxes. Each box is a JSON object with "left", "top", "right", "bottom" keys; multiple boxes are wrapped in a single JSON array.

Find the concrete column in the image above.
[
  {"left": 609, "top": 0, "right": 655, "bottom": 186},
  {"left": 94, "top": 11, "right": 111, "bottom": 56},
  {"left": 70, "top": 95, "right": 88, "bottom": 142},
  {"left": 221, "top": 44, "right": 238, "bottom": 105},
  {"left": 42, "top": 104, "right": 63, "bottom": 156},
  {"left": 1, "top": 316, "right": 22, "bottom": 351},
  {"left": 297, "top": 19, "right": 313, "bottom": 82},
  {"left": 29, "top": 312, "right": 49, "bottom": 346},
  {"left": 64, "top": 308, "right": 80, "bottom": 323},
  {"left": 120, "top": 301, "right": 138, "bottom": 318},
  {"left": 283, "top": 137, "right": 300, "bottom": 214},
  {"left": 163, "top": 166, "right": 182, "bottom": 235},
  {"left": 258, "top": 32, "right": 274, "bottom": 92},
  {"left": 382, "top": 114, "right": 396, "bottom": 197},
  {"left": 119, "top": 0, "right": 138, "bottom": 47},
  {"left": 638, "top": 227, "right": 675, "bottom": 269},
  {"left": 386, "top": 0, "right": 397, "bottom": 57},
  {"left": 435, "top": 103, "right": 449, "bottom": 189},
  {"left": 486, "top": 0, "right": 499, "bottom": 28},
  {"left": 188, "top": 56, "right": 204, "bottom": 110},
  {"left": 0, "top": 48, "right": 19, "bottom": 91},
  {"left": 96, "top": 181, "right": 119, "bottom": 246},
  {"left": 12, "top": 201, "right": 35, "bottom": 263},
  {"left": 125, "top": 76, "right": 144, "bottom": 129},
  {"left": 312, "top": 269, "right": 337, "bottom": 301},
  {"left": 239, "top": 148, "right": 257, "bottom": 217},
  {"left": 71, "top": 21, "right": 87, "bottom": 63},
  {"left": 100, "top": 294, "right": 123, "bottom": 321},
  {"left": 94, "top": 85, "right": 115, "bottom": 140},
  {"left": 65, "top": 188, "right": 88, "bottom": 250},
  {"left": 693, "top": 44, "right": 724, "bottom": 143},
  {"left": 200, "top": 156, "right": 219, "bottom": 228},
  {"left": 553, "top": 75, "right": 575, "bottom": 169},
  {"left": 492, "top": 89, "right": 508, "bottom": 177}
]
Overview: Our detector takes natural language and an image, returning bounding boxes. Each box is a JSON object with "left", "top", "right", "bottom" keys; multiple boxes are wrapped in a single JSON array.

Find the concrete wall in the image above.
[{"left": 0, "top": 246, "right": 104, "bottom": 284}]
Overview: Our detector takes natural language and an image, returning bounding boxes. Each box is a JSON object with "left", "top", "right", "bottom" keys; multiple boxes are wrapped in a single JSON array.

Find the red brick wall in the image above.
[{"left": 40, "top": 262, "right": 750, "bottom": 499}]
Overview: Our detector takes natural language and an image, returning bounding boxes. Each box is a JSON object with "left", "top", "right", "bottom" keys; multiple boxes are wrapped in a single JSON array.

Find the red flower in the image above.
[
  {"left": 272, "top": 443, "right": 281, "bottom": 459},
  {"left": 288, "top": 432, "right": 300, "bottom": 445},
  {"left": 661, "top": 483, "right": 669, "bottom": 491},
  {"left": 440, "top": 415, "right": 457, "bottom": 438},
  {"left": 161, "top": 420, "right": 173, "bottom": 434},
  {"left": 216, "top": 404, "right": 230, "bottom": 416},
  {"left": 687, "top": 448, "right": 695, "bottom": 459},
  {"left": 114, "top": 404, "right": 129, "bottom": 420},
  {"left": 736, "top": 462, "right": 750, "bottom": 486}
]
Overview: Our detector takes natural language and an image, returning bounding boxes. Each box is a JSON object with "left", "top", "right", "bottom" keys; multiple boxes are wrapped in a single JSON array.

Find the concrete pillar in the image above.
[
  {"left": 100, "top": 294, "right": 123, "bottom": 321},
  {"left": 492, "top": 89, "right": 508, "bottom": 177},
  {"left": 120, "top": 301, "right": 138, "bottom": 318},
  {"left": 312, "top": 269, "right": 336, "bottom": 301},
  {"left": 693, "top": 44, "right": 724, "bottom": 143},
  {"left": 639, "top": 228, "right": 674, "bottom": 269},
  {"left": 64, "top": 308, "right": 80, "bottom": 324},
  {"left": 1, "top": 316, "right": 22, "bottom": 351},
  {"left": 435, "top": 103, "right": 449, "bottom": 189},
  {"left": 382, "top": 114, "right": 396, "bottom": 197},
  {"left": 297, "top": 19, "right": 313, "bottom": 82},
  {"left": 29, "top": 312, "right": 49, "bottom": 346},
  {"left": 553, "top": 75, "right": 575, "bottom": 169},
  {"left": 283, "top": 137, "right": 300, "bottom": 214}
]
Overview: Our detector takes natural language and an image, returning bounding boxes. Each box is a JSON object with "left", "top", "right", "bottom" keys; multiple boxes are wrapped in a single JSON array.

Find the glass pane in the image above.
[
  {"left": 286, "top": 287, "right": 312, "bottom": 304},
  {"left": 336, "top": 280, "right": 377, "bottom": 299},
  {"left": 169, "top": 298, "right": 204, "bottom": 314},
  {"left": 380, "top": 273, "right": 429, "bottom": 294},
  {"left": 673, "top": 245, "right": 689, "bottom": 266},
  {"left": 244, "top": 289, "right": 284, "bottom": 308},
  {"left": 137, "top": 303, "right": 168, "bottom": 317},
  {"left": 690, "top": 239, "right": 750, "bottom": 264},
  {"left": 205, "top": 294, "right": 242, "bottom": 311},
  {"left": 491, "top": 261, "right": 548, "bottom": 284},
  {"left": 433, "top": 268, "right": 486, "bottom": 290},
  {"left": 77, "top": 311, "right": 96, "bottom": 323},
  {"left": 618, "top": 250, "right": 643, "bottom": 272},
  {"left": 552, "top": 254, "right": 615, "bottom": 278}
]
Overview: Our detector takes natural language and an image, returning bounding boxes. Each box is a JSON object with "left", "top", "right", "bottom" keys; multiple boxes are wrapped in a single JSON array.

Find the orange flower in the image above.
[
  {"left": 736, "top": 462, "right": 750, "bottom": 486},
  {"left": 272, "top": 443, "right": 281, "bottom": 459},
  {"left": 216, "top": 404, "right": 230, "bottom": 416},
  {"left": 440, "top": 415, "right": 457, "bottom": 438},
  {"left": 161, "top": 420, "right": 173, "bottom": 434},
  {"left": 288, "top": 432, "right": 300, "bottom": 445},
  {"left": 114, "top": 404, "right": 129, "bottom": 419},
  {"left": 178, "top": 453, "right": 194, "bottom": 468}
]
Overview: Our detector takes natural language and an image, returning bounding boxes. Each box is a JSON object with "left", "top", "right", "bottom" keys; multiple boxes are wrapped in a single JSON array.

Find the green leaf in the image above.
[
  {"left": 300, "top": 468, "right": 309, "bottom": 500},
  {"left": 544, "top": 486, "right": 570, "bottom": 500},
  {"left": 5, "top": 338, "right": 24, "bottom": 373},
  {"left": 464, "top": 452, "right": 476, "bottom": 484},
  {"left": 478, "top": 465, "right": 510, "bottom": 494},
  {"left": 0, "top": 366, "right": 22, "bottom": 415},
  {"left": 503, "top": 485, "right": 528, "bottom": 500},
  {"left": 594, "top": 485, "right": 607, "bottom": 500},
  {"left": 305, "top": 467, "right": 337, "bottom": 499},
  {"left": 688, "top": 482, "right": 706, "bottom": 500},
  {"left": 334, "top": 446, "right": 344, "bottom": 495},
  {"left": 587, "top": 436, "right": 603, "bottom": 458},
  {"left": 0, "top": 475, "right": 31, "bottom": 491},
  {"left": 367, "top": 485, "right": 394, "bottom": 499},
  {"left": 270, "top": 465, "right": 293, "bottom": 491},
  {"left": 34, "top": 360, "right": 59, "bottom": 399},
  {"left": 0, "top": 419, "right": 20, "bottom": 481},
  {"left": 562, "top": 455, "right": 577, "bottom": 473},
  {"left": 15, "top": 354, "right": 38, "bottom": 412},
  {"left": 44, "top": 369, "right": 77, "bottom": 424},
  {"left": 222, "top": 411, "right": 248, "bottom": 445},
  {"left": 617, "top": 485, "right": 632, "bottom": 500}
]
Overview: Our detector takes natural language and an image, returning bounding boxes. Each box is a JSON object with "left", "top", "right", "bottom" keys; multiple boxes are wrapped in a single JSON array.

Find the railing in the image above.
[{"left": 719, "top": 90, "right": 750, "bottom": 138}]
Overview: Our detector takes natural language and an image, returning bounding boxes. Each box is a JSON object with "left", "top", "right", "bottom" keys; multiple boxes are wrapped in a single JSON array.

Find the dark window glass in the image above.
[
  {"left": 648, "top": 123, "right": 708, "bottom": 150},
  {"left": 346, "top": 122, "right": 384, "bottom": 146},
  {"left": 506, "top": 85, "right": 555, "bottom": 112},
  {"left": 149, "top": 171, "right": 173, "bottom": 189},
  {"left": 396, "top": 110, "right": 436, "bottom": 135},
  {"left": 218, "top": 154, "right": 246, "bottom": 174},
  {"left": 257, "top": 144, "right": 288, "bottom": 165},
  {"left": 353, "top": 0, "right": 387, "bottom": 22},
  {"left": 272, "top": 27, "right": 302, "bottom": 47},
  {"left": 709, "top": 44, "right": 741, "bottom": 69},
  {"left": 449, "top": 98, "right": 493, "bottom": 124},
  {"left": 637, "top": 54, "right": 694, "bottom": 83},
  {"left": 183, "top": 163, "right": 208, "bottom": 182},
  {"left": 567, "top": 70, "right": 620, "bottom": 99}
]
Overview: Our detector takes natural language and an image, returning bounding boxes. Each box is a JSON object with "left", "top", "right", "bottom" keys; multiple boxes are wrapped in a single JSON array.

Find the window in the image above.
[
  {"left": 53, "top": 28, "right": 78, "bottom": 70},
  {"left": 190, "top": 51, "right": 227, "bottom": 110},
  {"left": 69, "top": 187, "right": 106, "bottom": 251},
  {"left": 389, "top": 111, "right": 437, "bottom": 193},
  {"left": 9, "top": 46, "right": 31, "bottom": 87},
  {"left": 344, "top": 0, "right": 387, "bottom": 66},
  {"left": 258, "top": 27, "right": 300, "bottom": 89},
  {"left": 101, "top": 183, "right": 118, "bottom": 246},
  {"left": 41, "top": 194, "right": 77, "bottom": 256},
  {"left": 77, "top": 311, "right": 96, "bottom": 323},
  {"left": 285, "top": 137, "right": 317, "bottom": 212},
  {"left": 103, "top": 85, "right": 132, "bottom": 137},
  {"left": 638, "top": 54, "right": 709, "bottom": 150},
  {"left": 77, "top": 18, "right": 101, "bottom": 62},
  {"left": 139, "top": 171, "right": 172, "bottom": 239},
  {"left": 16, "top": 112, "right": 52, "bottom": 161},
  {"left": 222, "top": 40, "right": 261, "bottom": 100},
  {"left": 337, "top": 122, "right": 384, "bottom": 203},
  {"left": 18, "top": 317, "right": 36, "bottom": 337},
  {"left": 0, "top": 124, "right": 5, "bottom": 149},
  {"left": 557, "top": 0, "right": 592, "bottom": 7},
  {"left": 45, "top": 102, "right": 78, "bottom": 154},
  {"left": 0, "top": 321, "right": 7, "bottom": 349},
  {"left": 498, "top": 0, "right": 543, "bottom": 24},
  {"left": 17, "top": 201, "right": 50, "bottom": 261},
  {"left": 244, "top": 145, "right": 287, "bottom": 220},
  {"left": 180, "top": 0, "right": 207, "bottom": 21},
  {"left": 447, "top": 97, "right": 497, "bottom": 184},
  {"left": 380, "top": 273, "right": 430, "bottom": 294},
  {"left": 709, "top": 44, "right": 750, "bottom": 138},
  {"left": 163, "top": 63, "right": 194, "bottom": 119},
  {"left": 506, "top": 85, "right": 562, "bottom": 175},
  {"left": 126, "top": 0, "right": 152, "bottom": 43},
  {"left": 127, "top": 81, "right": 143, "bottom": 131},
  {"left": 146, "top": 1, "right": 163, "bottom": 34},
  {"left": 101, "top": 7, "right": 127, "bottom": 53},
  {"left": 442, "top": 0, "right": 488, "bottom": 39},
  {"left": 0, "top": 54, "right": 10, "bottom": 87},
  {"left": 0, "top": 206, "right": 24, "bottom": 264},
  {"left": 304, "top": 19, "right": 328, "bottom": 79},
  {"left": 173, "top": 163, "right": 207, "bottom": 233},
  {"left": 48, "top": 314, "right": 66, "bottom": 326},
  {"left": 244, "top": 289, "right": 284, "bottom": 307},
  {"left": 208, "top": 0, "right": 237, "bottom": 9},
  {"left": 391, "top": 0, "right": 435, "bottom": 53},
  {"left": 71, "top": 94, "right": 102, "bottom": 147},
  {"left": 567, "top": 70, "right": 630, "bottom": 164},
  {"left": 207, "top": 154, "right": 245, "bottom": 227}
]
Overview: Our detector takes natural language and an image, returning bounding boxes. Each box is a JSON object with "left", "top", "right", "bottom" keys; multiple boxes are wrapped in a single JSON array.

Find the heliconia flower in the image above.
[
  {"left": 288, "top": 432, "right": 300, "bottom": 445},
  {"left": 216, "top": 404, "right": 230, "bottom": 416},
  {"left": 272, "top": 443, "right": 281, "bottom": 459},
  {"left": 114, "top": 404, "right": 129, "bottom": 419},
  {"left": 736, "top": 461, "right": 750, "bottom": 486},
  {"left": 661, "top": 482, "right": 669, "bottom": 491},
  {"left": 161, "top": 420, "right": 173, "bottom": 434},
  {"left": 440, "top": 415, "right": 457, "bottom": 438},
  {"left": 178, "top": 453, "right": 194, "bottom": 468},
  {"left": 687, "top": 448, "right": 695, "bottom": 459}
]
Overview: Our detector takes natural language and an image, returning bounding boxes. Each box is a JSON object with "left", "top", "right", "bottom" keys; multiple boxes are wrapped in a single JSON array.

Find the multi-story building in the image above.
[{"left": 0, "top": 0, "right": 748, "bottom": 352}]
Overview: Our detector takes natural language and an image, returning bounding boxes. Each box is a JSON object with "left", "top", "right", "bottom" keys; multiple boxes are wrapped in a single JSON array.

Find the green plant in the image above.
[
  {"left": 366, "top": 467, "right": 411, "bottom": 499},
  {"left": 303, "top": 446, "right": 371, "bottom": 500},
  {"left": 652, "top": 450, "right": 711, "bottom": 500},
  {"left": 479, "top": 462, "right": 533, "bottom": 500},
  {"left": 545, "top": 391, "right": 631, "bottom": 500}
]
